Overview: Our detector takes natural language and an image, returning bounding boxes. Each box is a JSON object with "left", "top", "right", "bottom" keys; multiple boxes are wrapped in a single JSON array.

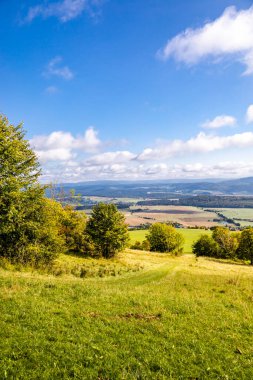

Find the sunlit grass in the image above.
[{"left": 0, "top": 251, "right": 253, "bottom": 378}]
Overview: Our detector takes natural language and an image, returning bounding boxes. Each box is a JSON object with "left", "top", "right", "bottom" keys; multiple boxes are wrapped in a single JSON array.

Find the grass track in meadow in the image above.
[{"left": 0, "top": 251, "right": 253, "bottom": 379}]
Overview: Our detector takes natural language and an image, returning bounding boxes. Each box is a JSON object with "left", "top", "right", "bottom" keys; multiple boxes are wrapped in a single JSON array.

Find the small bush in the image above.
[
  {"left": 192, "top": 235, "right": 219, "bottom": 257},
  {"left": 130, "top": 240, "right": 150, "bottom": 251}
]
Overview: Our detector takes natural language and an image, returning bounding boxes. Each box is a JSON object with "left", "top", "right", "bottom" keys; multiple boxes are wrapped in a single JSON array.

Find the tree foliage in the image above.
[
  {"left": 86, "top": 203, "right": 129, "bottom": 258},
  {"left": 192, "top": 234, "right": 219, "bottom": 257},
  {"left": 192, "top": 227, "right": 253, "bottom": 264},
  {"left": 130, "top": 239, "right": 151, "bottom": 251},
  {"left": 0, "top": 116, "right": 63, "bottom": 266},
  {"left": 237, "top": 228, "right": 253, "bottom": 265},
  {"left": 59, "top": 206, "right": 87, "bottom": 253},
  {"left": 0, "top": 116, "right": 40, "bottom": 189},
  {"left": 212, "top": 227, "right": 239, "bottom": 259},
  {"left": 146, "top": 223, "right": 184, "bottom": 254}
]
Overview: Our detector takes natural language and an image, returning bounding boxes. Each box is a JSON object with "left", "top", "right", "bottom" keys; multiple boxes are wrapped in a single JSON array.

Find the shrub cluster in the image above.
[{"left": 193, "top": 226, "right": 253, "bottom": 264}]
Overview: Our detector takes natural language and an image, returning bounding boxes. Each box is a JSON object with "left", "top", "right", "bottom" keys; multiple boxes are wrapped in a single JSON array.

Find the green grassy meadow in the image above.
[
  {"left": 1, "top": 250, "right": 253, "bottom": 379},
  {"left": 130, "top": 228, "right": 212, "bottom": 253}
]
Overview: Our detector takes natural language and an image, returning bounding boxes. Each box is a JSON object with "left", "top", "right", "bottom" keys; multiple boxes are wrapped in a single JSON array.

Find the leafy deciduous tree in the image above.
[
  {"left": 59, "top": 206, "right": 87, "bottom": 253},
  {"left": 212, "top": 227, "right": 239, "bottom": 259},
  {"left": 86, "top": 203, "right": 129, "bottom": 258},
  {"left": 192, "top": 234, "right": 219, "bottom": 257},
  {"left": 237, "top": 228, "right": 253, "bottom": 265},
  {"left": 146, "top": 223, "right": 184, "bottom": 254}
]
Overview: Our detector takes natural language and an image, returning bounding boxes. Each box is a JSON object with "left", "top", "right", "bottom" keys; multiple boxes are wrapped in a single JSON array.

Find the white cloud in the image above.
[
  {"left": 31, "top": 131, "right": 74, "bottom": 150},
  {"left": 25, "top": 0, "right": 102, "bottom": 23},
  {"left": 74, "top": 127, "right": 101, "bottom": 152},
  {"left": 31, "top": 131, "right": 74, "bottom": 162},
  {"left": 36, "top": 148, "right": 73, "bottom": 162},
  {"left": 44, "top": 57, "right": 74, "bottom": 80},
  {"left": 202, "top": 115, "right": 236, "bottom": 129},
  {"left": 86, "top": 151, "right": 136, "bottom": 165},
  {"left": 39, "top": 158, "right": 253, "bottom": 183},
  {"left": 31, "top": 126, "right": 253, "bottom": 181},
  {"left": 137, "top": 131, "right": 253, "bottom": 161},
  {"left": 145, "top": 163, "right": 168, "bottom": 175},
  {"left": 158, "top": 5, "right": 253, "bottom": 75},
  {"left": 174, "top": 161, "right": 253, "bottom": 178},
  {"left": 246, "top": 104, "right": 253, "bottom": 124},
  {"left": 30, "top": 127, "right": 101, "bottom": 162}
]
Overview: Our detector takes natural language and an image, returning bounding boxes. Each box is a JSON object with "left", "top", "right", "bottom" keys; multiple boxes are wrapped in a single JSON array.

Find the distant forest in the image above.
[
  {"left": 136, "top": 196, "right": 253, "bottom": 208},
  {"left": 52, "top": 178, "right": 253, "bottom": 209}
]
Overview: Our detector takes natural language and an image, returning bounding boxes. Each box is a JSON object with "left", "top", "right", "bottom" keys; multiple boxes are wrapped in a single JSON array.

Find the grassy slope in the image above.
[
  {"left": 1, "top": 251, "right": 253, "bottom": 379},
  {"left": 130, "top": 229, "right": 212, "bottom": 253}
]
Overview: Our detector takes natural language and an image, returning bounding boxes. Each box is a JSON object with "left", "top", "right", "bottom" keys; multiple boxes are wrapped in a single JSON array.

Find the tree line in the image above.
[
  {"left": 136, "top": 196, "right": 253, "bottom": 208},
  {"left": 193, "top": 227, "right": 253, "bottom": 265}
]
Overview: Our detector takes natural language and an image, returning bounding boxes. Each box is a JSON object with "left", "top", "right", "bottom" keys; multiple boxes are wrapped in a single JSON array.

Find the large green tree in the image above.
[
  {"left": 86, "top": 203, "right": 129, "bottom": 258},
  {"left": 237, "top": 228, "right": 253, "bottom": 265},
  {"left": 0, "top": 115, "right": 63, "bottom": 266},
  {"left": 146, "top": 223, "right": 184, "bottom": 253},
  {"left": 212, "top": 227, "right": 239, "bottom": 259}
]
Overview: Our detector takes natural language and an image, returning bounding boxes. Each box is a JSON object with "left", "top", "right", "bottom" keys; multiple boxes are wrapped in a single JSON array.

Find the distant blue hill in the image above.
[{"left": 47, "top": 177, "right": 253, "bottom": 198}]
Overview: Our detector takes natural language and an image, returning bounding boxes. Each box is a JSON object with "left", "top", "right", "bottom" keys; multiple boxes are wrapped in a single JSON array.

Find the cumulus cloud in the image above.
[
  {"left": 246, "top": 104, "right": 253, "bottom": 124},
  {"left": 86, "top": 151, "right": 136, "bottom": 165},
  {"left": 44, "top": 57, "right": 74, "bottom": 80},
  {"left": 171, "top": 161, "right": 253, "bottom": 178},
  {"left": 31, "top": 126, "right": 253, "bottom": 181},
  {"left": 30, "top": 127, "right": 101, "bottom": 162},
  {"left": 31, "top": 131, "right": 74, "bottom": 162},
  {"left": 25, "top": 0, "right": 103, "bottom": 23},
  {"left": 144, "top": 163, "right": 168, "bottom": 175},
  {"left": 74, "top": 127, "right": 101, "bottom": 151},
  {"left": 36, "top": 148, "right": 73, "bottom": 162},
  {"left": 137, "top": 131, "right": 253, "bottom": 160},
  {"left": 202, "top": 115, "right": 236, "bottom": 129},
  {"left": 158, "top": 5, "right": 253, "bottom": 75}
]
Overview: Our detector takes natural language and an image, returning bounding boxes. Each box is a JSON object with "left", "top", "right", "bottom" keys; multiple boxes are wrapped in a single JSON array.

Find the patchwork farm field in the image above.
[
  {"left": 130, "top": 228, "right": 212, "bottom": 253},
  {"left": 208, "top": 208, "right": 253, "bottom": 227},
  {"left": 1, "top": 251, "right": 253, "bottom": 379},
  {"left": 124, "top": 205, "right": 220, "bottom": 228}
]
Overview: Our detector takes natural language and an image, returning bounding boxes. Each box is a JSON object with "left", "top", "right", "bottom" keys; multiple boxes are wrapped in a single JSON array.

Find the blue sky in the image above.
[{"left": 1, "top": 0, "right": 253, "bottom": 182}]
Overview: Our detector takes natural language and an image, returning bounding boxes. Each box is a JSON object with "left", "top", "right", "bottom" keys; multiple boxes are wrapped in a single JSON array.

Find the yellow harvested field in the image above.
[{"left": 124, "top": 205, "right": 220, "bottom": 227}]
